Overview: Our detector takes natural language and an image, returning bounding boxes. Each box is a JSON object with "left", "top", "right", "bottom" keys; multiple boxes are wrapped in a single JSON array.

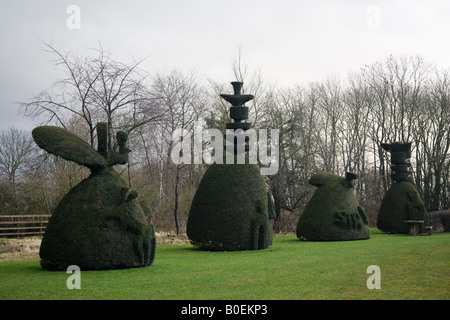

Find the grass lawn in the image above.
[{"left": 0, "top": 229, "right": 449, "bottom": 300}]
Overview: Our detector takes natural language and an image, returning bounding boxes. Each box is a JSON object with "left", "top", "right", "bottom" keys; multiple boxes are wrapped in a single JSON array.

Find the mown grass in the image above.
[{"left": 0, "top": 229, "right": 448, "bottom": 300}]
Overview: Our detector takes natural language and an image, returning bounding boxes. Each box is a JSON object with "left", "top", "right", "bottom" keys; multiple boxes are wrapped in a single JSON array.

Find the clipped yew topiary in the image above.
[
  {"left": 187, "top": 157, "right": 275, "bottom": 251},
  {"left": 377, "top": 182, "right": 429, "bottom": 233},
  {"left": 296, "top": 172, "right": 370, "bottom": 241},
  {"left": 377, "top": 142, "right": 430, "bottom": 234},
  {"left": 187, "top": 81, "right": 275, "bottom": 251},
  {"left": 33, "top": 123, "right": 156, "bottom": 270}
]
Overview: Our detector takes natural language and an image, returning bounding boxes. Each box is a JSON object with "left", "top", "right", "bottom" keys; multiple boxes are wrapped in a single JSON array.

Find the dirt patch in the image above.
[
  {"left": 0, "top": 237, "right": 42, "bottom": 261},
  {"left": 155, "top": 232, "right": 190, "bottom": 246},
  {"left": 0, "top": 232, "right": 190, "bottom": 261}
]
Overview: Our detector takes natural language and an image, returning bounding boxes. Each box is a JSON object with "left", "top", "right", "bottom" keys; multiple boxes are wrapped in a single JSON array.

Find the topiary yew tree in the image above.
[
  {"left": 296, "top": 172, "right": 370, "bottom": 241},
  {"left": 187, "top": 156, "right": 275, "bottom": 251},
  {"left": 377, "top": 142, "right": 430, "bottom": 234},
  {"left": 33, "top": 123, "right": 156, "bottom": 270},
  {"left": 186, "top": 82, "right": 275, "bottom": 251}
]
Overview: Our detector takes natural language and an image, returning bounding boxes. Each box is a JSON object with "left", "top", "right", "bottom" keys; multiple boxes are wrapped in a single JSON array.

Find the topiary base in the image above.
[
  {"left": 296, "top": 172, "right": 370, "bottom": 241},
  {"left": 377, "top": 181, "right": 430, "bottom": 234},
  {"left": 39, "top": 168, "right": 156, "bottom": 270},
  {"left": 187, "top": 160, "right": 274, "bottom": 251}
]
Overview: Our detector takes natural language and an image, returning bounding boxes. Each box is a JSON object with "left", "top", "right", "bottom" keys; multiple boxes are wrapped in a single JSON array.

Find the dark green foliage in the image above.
[
  {"left": 32, "top": 126, "right": 108, "bottom": 171},
  {"left": 40, "top": 168, "right": 156, "bottom": 270},
  {"left": 377, "top": 142, "right": 430, "bottom": 234},
  {"left": 225, "top": 122, "right": 252, "bottom": 130},
  {"left": 229, "top": 107, "right": 249, "bottom": 122},
  {"left": 377, "top": 182, "right": 430, "bottom": 234},
  {"left": 33, "top": 124, "right": 156, "bottom": 270},
  {"left": 187, "top": 81, "right": 273, "bottom": 251},
  {"left": 187, "top": 159, "right": 274, "bottom": 251},
  {"left": 296, "top": 172, "right": 370, "bottom": 241},
  {"left": 32, "top": 124, "right": 130, "bottom": 170},
  {"left": 219, "top": 81, "right": 254, "bottom": 108}
]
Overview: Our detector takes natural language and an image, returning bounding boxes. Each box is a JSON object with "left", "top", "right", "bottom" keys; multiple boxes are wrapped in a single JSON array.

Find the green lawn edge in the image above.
[{"left": 1, "top": 229, "right": 449, "bottom": 300}]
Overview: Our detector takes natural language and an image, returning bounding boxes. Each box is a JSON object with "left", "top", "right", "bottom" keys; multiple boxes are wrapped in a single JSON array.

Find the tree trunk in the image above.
[{"left": 174, "top": 165, "right": 181, "bottom": 235}]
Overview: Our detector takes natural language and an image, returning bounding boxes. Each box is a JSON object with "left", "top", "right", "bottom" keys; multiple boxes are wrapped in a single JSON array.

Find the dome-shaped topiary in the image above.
[
  {"left": 377, "top": 142, "right": 430, "bottom": 234},
  {"left": 296, "top": 172, "right": 370, "bottom": 241},
  {"left": 187, "top": 158, "right": 275, "bottom": 251},
  {"left": 377, "top": 181, "right": 430, "bottom": 234}
]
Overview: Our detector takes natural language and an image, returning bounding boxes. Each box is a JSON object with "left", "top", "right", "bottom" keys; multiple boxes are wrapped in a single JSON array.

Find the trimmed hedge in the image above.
[
  {"left": 39, "top": 169, "right": 156, "bottom": 270},
  {"left": 296, "top": 172, "right": 370, "bottom": 241},
  {"left": 377, "top": 141, "right": 430, "bottom": 234},
  {"left": 32, "top": 126, "right": 108, "bottom": 171},
  {"left": 33, "top": 125, "right": 156, "bottom": 270},
  {"left": 187, "top": 157, "right": 275, "bottom": 251},
  {"left": 377, "top": 181, "right": 430, "bottom": 234}
]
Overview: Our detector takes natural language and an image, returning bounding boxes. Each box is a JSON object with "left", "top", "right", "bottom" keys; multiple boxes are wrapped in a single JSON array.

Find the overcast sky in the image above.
[{"left": 1, "top": 0, "right": 450, "bottom": 131}]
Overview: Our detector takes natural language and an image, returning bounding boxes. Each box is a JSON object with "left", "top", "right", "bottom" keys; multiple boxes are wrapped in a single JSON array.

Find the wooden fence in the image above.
[{"left": 0, "top": 215, "right": 50, "bottom": 237}]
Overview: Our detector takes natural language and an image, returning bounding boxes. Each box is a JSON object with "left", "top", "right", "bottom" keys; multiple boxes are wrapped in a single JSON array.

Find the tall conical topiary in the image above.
[
  {"left": 33, "top": 123, "right": 156, "bottom": 270},
  {"left": 296, "top": 172, "right": 370, "bottom": 241},
  {"left": 377, "top": 142, "right": 430, "bottom": 234},
  {"left": 187, "top": 82, "right": 275, "bottom": 251}
]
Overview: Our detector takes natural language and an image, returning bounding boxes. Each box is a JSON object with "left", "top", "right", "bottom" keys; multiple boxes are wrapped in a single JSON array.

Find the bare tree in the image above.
[
  {"left": 341, "top": 72, "right": 372, "bottom": 198},
  {"left": 261, "top": 84, "right": 319, "bottom": 230},
  {"left": 148, "top": 69, "right": 208, "bottom": 234},
  {"left": 413, "top": 69, "right": 450, "bottom": 210},
  {"left": 0, "top": 127, "right": 35, "bottom": 210},
  {"left": 231, "top": 47, "right": 268, "bottom": 128},
  {"left": 316, "top": 76, "right": 345, "bottom": 173},
  {"left": 19, "top": 41, "right": 165, "bottom": 149},
  {"left": 11, "top": 48, "right": 449, "bottom": 233}
]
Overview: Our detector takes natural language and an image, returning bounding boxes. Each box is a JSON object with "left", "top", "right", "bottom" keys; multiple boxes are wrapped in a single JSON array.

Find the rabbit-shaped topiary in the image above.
[
  {"left": 296, "top": 172, "right": 370, "bottom": 241},
  {"left": 33, "top": 122, "right": 156, "bottom": 270}
]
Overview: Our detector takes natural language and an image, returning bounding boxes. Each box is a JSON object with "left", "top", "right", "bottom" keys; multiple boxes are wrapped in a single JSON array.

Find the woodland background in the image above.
[{"left": 1, "top": 44, "right": 449, "bottom": 234}]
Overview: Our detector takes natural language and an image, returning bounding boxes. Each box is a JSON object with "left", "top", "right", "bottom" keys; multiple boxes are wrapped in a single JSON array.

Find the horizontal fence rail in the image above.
[{"left": 0, "top": 215, "right": 51, "bottom": 237}]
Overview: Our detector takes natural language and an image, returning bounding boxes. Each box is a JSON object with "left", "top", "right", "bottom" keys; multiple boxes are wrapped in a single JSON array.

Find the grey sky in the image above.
[{"left": 1, "top": 0, "right": 450, "bottom": 131}]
